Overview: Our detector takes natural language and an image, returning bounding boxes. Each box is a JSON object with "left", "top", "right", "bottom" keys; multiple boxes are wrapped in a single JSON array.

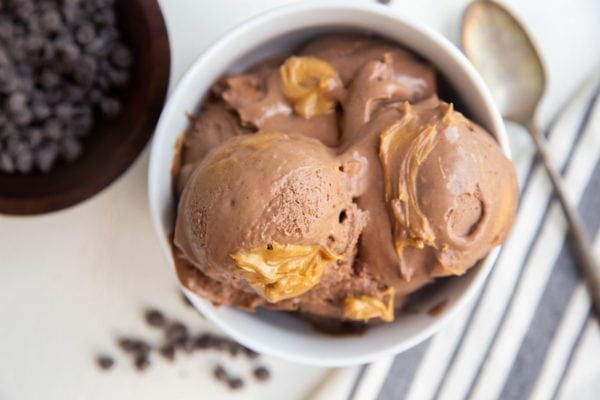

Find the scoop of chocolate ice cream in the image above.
[
  {"left": 377, "top": 99, "right": 518, "bottom": 281},
  {"left": 174, "top": 132, "right": 366, "bottom": 304}
]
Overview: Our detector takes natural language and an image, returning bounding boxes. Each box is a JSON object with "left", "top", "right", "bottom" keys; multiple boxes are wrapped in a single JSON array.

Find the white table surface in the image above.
[{"left": 1, "top": 1, "right": 599, "bottom": 399}]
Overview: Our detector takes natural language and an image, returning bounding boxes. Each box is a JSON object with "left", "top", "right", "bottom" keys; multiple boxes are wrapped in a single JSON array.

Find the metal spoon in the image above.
[{"left": 462, "top": 0, "right": 600, "bottom": 315}]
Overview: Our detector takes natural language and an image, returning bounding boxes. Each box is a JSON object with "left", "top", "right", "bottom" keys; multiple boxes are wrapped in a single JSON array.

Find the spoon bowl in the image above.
[{"left": 462, "top": 0, "right": 545, "bottom": 123}]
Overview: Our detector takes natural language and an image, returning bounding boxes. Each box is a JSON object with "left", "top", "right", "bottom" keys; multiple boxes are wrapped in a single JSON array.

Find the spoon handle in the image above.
[{"left": 526, "top": 120, "right": 600, "bottom": 317}]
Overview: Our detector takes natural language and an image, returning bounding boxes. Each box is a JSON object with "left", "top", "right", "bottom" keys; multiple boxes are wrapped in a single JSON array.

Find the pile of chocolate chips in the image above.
[
  {"left": 0, "top": 0, "right": 133, "bottom": 173},
  {"left": 95, "top": 295, "right": 271, "bottom": 391}
]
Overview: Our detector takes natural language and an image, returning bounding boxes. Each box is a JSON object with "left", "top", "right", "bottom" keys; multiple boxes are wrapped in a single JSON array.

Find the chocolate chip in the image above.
[
  {"left": 212, "top": 337, "right": 229, "bottom": 351},
  {"left": 55, "top": 40, "right": 81, "bottom": 70},
  {"left": 43, "top": 119, "right": 62, "bottom": 140},
  {"left": 135, "top": 341, "right": 151, "bottom": 355},
  {"left": 24, "top": 35, "right": 44, "bottom": 54},
  {"left": 12, "top": 108, "right": 33, "bottom": 126},
  {"left": 165, "top": 322, "right": 188, "bottom": 345},
  {"left": 253, "top": 366, "right": 270, "bottom": 381},
  {"left": 0, "top": 153, "right": 15, "bottom": 173},
  {"left": 110, "top": 44, "right": 132, "bottom": 68},
  {"left": 6, "top": 91, "right": 27, "bottom": 114},
  {"left": 193, "top": 333, "right": 211, "bottom": 349},
  {"left": 117, "top": 337, "right": 137, "bottom": 353},
  {"left": 144, "top": 309, "right": 166, "bottom": 328},
  {"left": 55, "top": 103, "right": 75, "bottom": 120},
  {"left": 158, "top": 344, "right": 175, "bottom": 362},
  {"left": 40, "top": 10, "right": 62, "bottom": 33},
  {"left": 242, "top": 346, "right": 260, "bottom": 359},
  {"left": 226, "top": 341, "right": 240, "bottom": 357},
  {"left": 182, "top": 337, "right": 196, "bottom": 353},
  {"left": 39, "top": 70, "right": 60, "bottom": 89},
  {"left": 15, "top": 149, "right": 34, "bottom": 173},
  {"left": 60, "top": 137, "right": 83, "bottom": 162},
  {"left": 99, "top": 97, "right": 121, "bottom": 117},
  {"left": 117, "top": 337, "right": 150, "bottom": 355},
  {"left": 35, "top": 143, "right": 59, "bottom": 172},
  {"left": 31, "top": 101, "right": 51, "bottom": 120},
  {"left": 75, "top": 24, "right": 95, "bottom": 45},
  {"left": 213, "top": 364, "right": 227, "bottom": 381},
  {"left": 228, "top": 377, "right": 244, "bottom": 390},
  {"left": 134, "top": 354, "right": 150, "bottom": 371},
  {"left": 107, "top": 67, "right": 129, "bottom": 87},
  {"left": 96, "top": 354, "right": 114, "bottom": 370},
  {"left": 28, "top": 129, "right": 43, "bottom": 147}
]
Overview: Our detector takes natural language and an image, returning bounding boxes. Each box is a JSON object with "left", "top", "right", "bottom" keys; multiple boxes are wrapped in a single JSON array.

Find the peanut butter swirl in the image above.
[
  {"left": 280, "top": 56, "right": 342, "bottom": 119},
  {"left": 379, "top": 102, "right": 447, "bottom": 275},
  {"left": 343, "top": 288, "right": 395, "bottom": 322},
  {"left": 231, "top": 242, "right": 341, "bottom": 303}
]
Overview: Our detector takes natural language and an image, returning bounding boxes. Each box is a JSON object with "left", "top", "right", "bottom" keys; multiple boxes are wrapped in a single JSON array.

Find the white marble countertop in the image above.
[{"left": 1, "top": 1, "right": 599, "bottom": 399}]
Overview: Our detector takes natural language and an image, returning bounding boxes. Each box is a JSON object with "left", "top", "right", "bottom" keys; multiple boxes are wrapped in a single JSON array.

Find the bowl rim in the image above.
[{"left": 149, "top": 0, "right": 509, "bottom": 366}]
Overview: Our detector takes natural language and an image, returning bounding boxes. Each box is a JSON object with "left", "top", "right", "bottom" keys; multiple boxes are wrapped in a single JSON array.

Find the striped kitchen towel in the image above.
[{"left": 328, "top": 71, "right": 600, "bottom": 400}]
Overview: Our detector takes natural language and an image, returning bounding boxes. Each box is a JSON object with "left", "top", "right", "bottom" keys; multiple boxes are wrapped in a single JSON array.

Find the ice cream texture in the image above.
[{"left": 172, "top": 34, "right": 518, "bottom": 325}]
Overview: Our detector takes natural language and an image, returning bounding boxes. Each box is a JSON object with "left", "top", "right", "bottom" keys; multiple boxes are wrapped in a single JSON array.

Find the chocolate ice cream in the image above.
[{"left": 172, "top": 34, "right": 518, "bottom": 326}]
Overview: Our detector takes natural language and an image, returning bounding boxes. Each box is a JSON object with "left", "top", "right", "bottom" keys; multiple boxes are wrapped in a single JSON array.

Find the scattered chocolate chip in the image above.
[
  {"left": 165, "top": 321, "right": 188, "bottom": 345},
  {"left": 99, "top": 97, "right": 121, "bottom": 117},
  {"left": 182, "top": 337, "right": 196, "bottom": 353},
  {"left": 75, "top": 24, "right": 95, "bottom": 45},
  {"left": 242, "top": 346, "right": 260, "bottom": 359},
  {"left": 227, "top": 342, "right": 240, "bottom": 357},
  {"left": 96, "top": 354, "right": 114, "bottom": 370},
  {"left": 135, "top": 340, "right": 151, "bottom": 355},
  {"left": 15, "top": 148, "right": 33, "bottom": 173},
  {"left": 228, "top": 377, "right": 244, "bottom": 390},
  {"left": 159, "top": 344, "right": 176, "bottom": 361},
  {"left": 193, "top": 333, "right": 212, "bottom": 349},
  {"left": 213, "top": 364, "right": 227, "bottom": 381},
  {"left": 98, "top": 295, "right": 262, "bottom": 382},
  {"left": 144, "top": 308, "right": 166, "bottom": 328},
  {"left": 212, "top": 337, "right": 229, "bottom": 351},
  {"left": 134, "top": 354, "right": 150, "bottom": 371},
  {"left": 117, "top": 337, "right": 137, "bottom": 353},
  {"left": 253, "top": 366, "right": 270, "bottom": 382},
  {"left": 117, "top": 337, "right": 150, "bottom": 355}
]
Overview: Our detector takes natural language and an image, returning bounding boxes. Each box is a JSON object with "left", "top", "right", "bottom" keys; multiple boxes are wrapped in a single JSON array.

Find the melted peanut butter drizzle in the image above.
[
  {"left": 379, "top": 103, "right": 444, "bottom": 271},
  {"left": 343, "top": 288, "right": 395, "bottom": 322},
  {"left": 379, "top": 103, "right": 458, "bottom": 278},
  {"left": 280, "top": 56, "right": 342, "bottom": 119},
  {"left": 231, "top": 242, "right": 341, "bottom": 303}
]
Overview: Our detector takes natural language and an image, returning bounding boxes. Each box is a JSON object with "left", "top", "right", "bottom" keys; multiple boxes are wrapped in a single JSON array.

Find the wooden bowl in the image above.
[{"left": 0, "top": 0, "right": 170, "bottom": 215}]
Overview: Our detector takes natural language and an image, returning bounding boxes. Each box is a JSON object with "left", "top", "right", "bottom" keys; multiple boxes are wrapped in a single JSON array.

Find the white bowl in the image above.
[{"left": 148, "top": 1, "right": 509, "bottom": 367}]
